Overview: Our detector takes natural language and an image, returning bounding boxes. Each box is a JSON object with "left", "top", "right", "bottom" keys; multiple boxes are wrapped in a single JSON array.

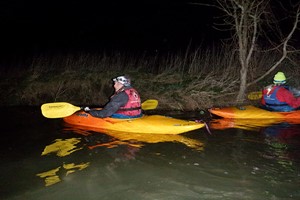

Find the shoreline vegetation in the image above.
[{"left": 1, "top": 45, "right": 299, "bottom": 111}]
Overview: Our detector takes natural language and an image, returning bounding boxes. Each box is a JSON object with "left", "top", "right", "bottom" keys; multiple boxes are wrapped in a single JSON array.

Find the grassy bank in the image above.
[{"left": 1, "top": 46, "right": 298, "bottom": 111}]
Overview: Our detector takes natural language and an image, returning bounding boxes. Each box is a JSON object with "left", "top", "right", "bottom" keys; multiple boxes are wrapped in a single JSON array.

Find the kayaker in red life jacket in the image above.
[
  {"left": 83, "top": 75, "right": 142, "bottom": 118},
  {"left": 261, "top": 72, "right": 300, "bottom": 112}
]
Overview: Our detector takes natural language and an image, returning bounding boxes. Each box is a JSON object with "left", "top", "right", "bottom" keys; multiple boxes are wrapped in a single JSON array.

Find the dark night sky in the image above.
[
  {"left": 0, "top": 0, "right": 218, "bottom": 56},
  {"left": 0, "top": 0, "right": 298, "bottom": 59}
]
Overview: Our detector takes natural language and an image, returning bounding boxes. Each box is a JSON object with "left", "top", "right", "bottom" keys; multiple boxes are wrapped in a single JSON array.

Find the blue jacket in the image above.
[{"left": 263, "top": 86, "right": 294, "bottom": 112}]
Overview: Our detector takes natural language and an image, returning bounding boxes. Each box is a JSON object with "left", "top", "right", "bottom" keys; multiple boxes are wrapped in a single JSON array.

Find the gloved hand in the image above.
[{"left": 82, "top": 107, "right": 90, "bottom": 112}]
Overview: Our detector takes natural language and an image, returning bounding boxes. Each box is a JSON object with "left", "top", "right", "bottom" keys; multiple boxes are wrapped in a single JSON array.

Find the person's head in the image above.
[
  {"left": 112, "top": 75, "right": 131, "bottom": 91},
  {"left": 273, "top": 72, "right": 286, "bottom": 85}
]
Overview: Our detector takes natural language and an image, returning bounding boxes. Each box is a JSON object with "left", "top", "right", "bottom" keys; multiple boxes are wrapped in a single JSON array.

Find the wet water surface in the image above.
[{"left": 1, "top": 107, "right": 300, "bottom": 200}]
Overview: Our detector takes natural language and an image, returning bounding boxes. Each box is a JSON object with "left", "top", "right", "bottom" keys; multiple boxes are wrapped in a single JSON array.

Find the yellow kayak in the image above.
[
  {"left": 209, "top": 105, "right": 300, "bottom": 119},
  {"left": 63, "top": 111, "right": 205, "bottom": 134}
]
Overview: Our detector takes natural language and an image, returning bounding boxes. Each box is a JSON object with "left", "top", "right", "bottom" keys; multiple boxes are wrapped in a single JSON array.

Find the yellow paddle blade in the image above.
[
  {"left": 41, "top": 102, "right": 81, "bottom": 118},
  {"left": 141, "top": 99, "right": 158, "bottom": 110},
  {"left": 247, "top": 91, "right": 262, "bottom": 100}
]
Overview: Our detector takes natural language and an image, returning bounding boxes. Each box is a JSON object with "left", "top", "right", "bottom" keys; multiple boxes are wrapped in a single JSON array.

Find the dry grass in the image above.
[{"left": 1, "top": 45, "right": 298, "bottom": 110}]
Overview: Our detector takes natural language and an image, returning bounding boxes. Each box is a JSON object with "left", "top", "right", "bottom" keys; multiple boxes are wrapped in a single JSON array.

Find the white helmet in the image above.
[{"left": 112, "top": 75, "right": 131, "bottom": 86}]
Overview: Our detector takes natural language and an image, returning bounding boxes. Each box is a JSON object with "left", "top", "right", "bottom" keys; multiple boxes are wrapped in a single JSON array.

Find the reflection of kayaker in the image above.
[
  {"left": 84, "top": 132, "right": 140, "bottom": 162},
  {"left": 260, "top": 123, "right": 300, "bottom": 163},
  {"left": 261, "top": 123, "right": 300, "bottom": 145},
  {"left": 261, "top": 72, "right": 300, "bottom": 112}
]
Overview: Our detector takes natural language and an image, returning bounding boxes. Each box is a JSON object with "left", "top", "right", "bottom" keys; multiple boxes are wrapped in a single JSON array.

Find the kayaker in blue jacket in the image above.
[
  {"left": 83, "top": 75, "right": 142, "bottom": 118},
  {"left": 261, "top": 72, "right": 300, "bottom": 111}
]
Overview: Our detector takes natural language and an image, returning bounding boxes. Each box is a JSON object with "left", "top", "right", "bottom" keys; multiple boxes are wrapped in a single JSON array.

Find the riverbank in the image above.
[{"left": 1, "top": 48, "right": 297, "bottom": 111}]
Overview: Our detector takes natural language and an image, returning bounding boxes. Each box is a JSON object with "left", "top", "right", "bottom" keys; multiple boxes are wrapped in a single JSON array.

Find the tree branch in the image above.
[{"left": 247, "top": 5, "right": 300, "bottom": 87}]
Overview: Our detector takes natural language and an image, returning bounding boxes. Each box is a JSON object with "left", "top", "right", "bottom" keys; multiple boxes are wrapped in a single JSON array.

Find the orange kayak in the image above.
[
  {"left": 209, "top": 105, "right": 300, "bottom": 119},
  {"left": 63, "top": 111, "right": 204, "bottom": 134}
]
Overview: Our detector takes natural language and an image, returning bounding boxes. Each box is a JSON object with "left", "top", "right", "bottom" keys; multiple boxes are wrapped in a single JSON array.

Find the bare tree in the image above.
[{"left": 192, "top": 0, "right": 300, "bottom": 102}]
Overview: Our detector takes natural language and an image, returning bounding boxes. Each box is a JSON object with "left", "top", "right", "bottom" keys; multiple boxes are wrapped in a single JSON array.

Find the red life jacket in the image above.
[{"left": 116, "top": 88, "right": 141, "bottom": 116}]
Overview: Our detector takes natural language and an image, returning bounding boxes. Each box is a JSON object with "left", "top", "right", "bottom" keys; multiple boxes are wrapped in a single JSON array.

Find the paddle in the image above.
[
  {"left": 247, "top": 91, "right": 262, "bottom": 100},
  {"left": 41, "top": 99, "right": 158, "bottom": 118},
  {"left": 141, "top": 99, "right": 158, "bottom": 110}
]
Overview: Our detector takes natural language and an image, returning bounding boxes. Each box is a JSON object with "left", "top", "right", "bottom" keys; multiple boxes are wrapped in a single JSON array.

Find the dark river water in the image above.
[{"left": 1, "top": 107, "right": 300, "bottom": 200}]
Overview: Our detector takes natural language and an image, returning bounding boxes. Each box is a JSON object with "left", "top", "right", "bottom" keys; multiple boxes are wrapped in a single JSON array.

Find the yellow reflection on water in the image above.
[
  {"left": 210, "top": 118, "right": 283, "bottom": 131},
  {"left": 36, "top": 167, "right": 61, "bottom": 186},
  {"left": 38, "top": 137, "right": 90, "bottom": 186},
  {"left": 63, "top": 162, "right": 90, "bottom": 175},
  {"left": 38, "top": 124, "right": 205, "bottom": 187},
  {"left": 64, "top": 125, "right": 204, "bottom": 151},
  {"left": 41, "top": 138, "right": 83, "bottom": 157},
  {"left": 36, "top": 162, "right": 90, "bottom": 186}
]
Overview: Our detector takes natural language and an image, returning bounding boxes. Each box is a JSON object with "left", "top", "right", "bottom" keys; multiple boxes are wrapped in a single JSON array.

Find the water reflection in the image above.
[
  {"left": 37, "top": 123, "right": 204, "bottom": 187},
  {"left": 63, "top": 123, "right": 205, "bottom": 151},
  {"left": 210, "top": 118, "right": 283, "bottom": 131},
  {"left": 210, "top": 118, "right": 300, "bottom": 151},
  {"left": 262, "top": 123, "right": 300, "bottom": 145},
  {"left": 41, "top": 138, "right": 83, "bottom": 157},
  {"left": 262, "top": 123, "right": 300, "bottom": 164},
  {"left": 3, "top": 106, "right": 300, "bottom": 199},
  {"left": 37, "top": 138, "right": 90, "bottom": 186},
  {"left": 210, "top": 118, "right": 300, "bottom": 132},
  {"left": 210, "top": 118, "right": 300, "bottom": 171}
]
